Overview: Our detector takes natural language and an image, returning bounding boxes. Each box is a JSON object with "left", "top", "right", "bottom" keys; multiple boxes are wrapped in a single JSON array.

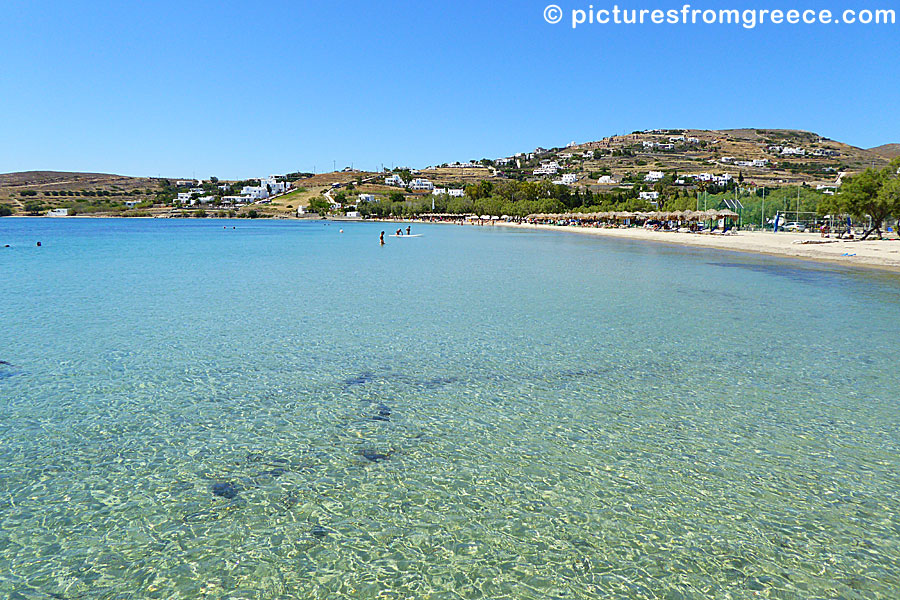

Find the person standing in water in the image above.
[
  {"left": 406, "top": 225, "right": 411, "bottom": 236},
  {"left": 380, "top": 231, "right": 385, "bottom": 245}
]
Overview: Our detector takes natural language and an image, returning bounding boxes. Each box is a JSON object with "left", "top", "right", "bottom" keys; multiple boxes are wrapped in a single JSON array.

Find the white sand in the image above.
[{"left": 495, "top": 223, "right": 900, "bottom": 272}]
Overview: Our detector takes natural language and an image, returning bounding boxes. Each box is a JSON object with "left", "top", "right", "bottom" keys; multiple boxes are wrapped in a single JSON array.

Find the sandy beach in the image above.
[{"left": 494, "top": 222, "right": 900, "bottom": 272}]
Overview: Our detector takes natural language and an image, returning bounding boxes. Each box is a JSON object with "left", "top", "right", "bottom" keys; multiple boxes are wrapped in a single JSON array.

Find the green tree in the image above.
[
  {"left": 24, "top": 200, "right": 44, "bottom": 215},
  {"left": 833, "top": 160, "right": 900, "bottom": 239},
  {"left": 308, "top": 197, "right": 331, "bottom": 215},
  {"left": 0, "top": 204, "right": 12, "bottom": 217}
]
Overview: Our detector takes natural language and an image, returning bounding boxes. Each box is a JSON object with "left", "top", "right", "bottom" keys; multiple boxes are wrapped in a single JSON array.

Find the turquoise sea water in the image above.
[{"left": 1, "top": 217, "right": 899, "bottom": 599}]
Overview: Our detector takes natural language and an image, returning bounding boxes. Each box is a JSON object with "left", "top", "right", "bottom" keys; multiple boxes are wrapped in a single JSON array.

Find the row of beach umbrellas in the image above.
[{"left": 525, "top": 209, "right": 739, "bottom": 222}]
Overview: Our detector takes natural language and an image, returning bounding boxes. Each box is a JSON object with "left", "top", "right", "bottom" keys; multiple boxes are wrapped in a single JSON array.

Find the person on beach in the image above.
[{"left": 380, "top": 231, "right": 385, "bottom": 245}]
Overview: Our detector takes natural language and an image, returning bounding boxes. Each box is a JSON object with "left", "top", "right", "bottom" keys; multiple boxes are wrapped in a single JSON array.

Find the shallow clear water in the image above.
[{"left": 1, "top": 217, "right": 899, "bottom": 599}]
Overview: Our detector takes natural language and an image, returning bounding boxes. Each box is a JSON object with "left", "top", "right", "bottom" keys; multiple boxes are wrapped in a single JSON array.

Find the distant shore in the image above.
[{"left": 492, "top": 222, "right": 900, "bottom": 272}]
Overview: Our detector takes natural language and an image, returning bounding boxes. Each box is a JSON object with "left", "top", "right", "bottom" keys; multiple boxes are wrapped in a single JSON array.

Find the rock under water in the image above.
[
  {"left": 359, "top": 449, "right": 392, "bottom": 463},
  {"left": 211, "top": 482, "right": 238, "bottom": 499},
  {"left": 344, "top": 372, "right": 374, "bottom": 387},
  {"left": 372, "top": 404, "right": 392, "bottom": 421}
]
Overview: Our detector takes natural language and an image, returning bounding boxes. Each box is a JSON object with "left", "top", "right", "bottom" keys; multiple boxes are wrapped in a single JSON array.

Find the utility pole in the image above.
[{"left": 761, "top": 186, "right": 766, "bottom": 229}]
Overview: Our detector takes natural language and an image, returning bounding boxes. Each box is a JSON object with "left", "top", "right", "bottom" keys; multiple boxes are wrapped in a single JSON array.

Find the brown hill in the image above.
[{"left": 868, "top": 144, "right": 900, "bottom": 160}]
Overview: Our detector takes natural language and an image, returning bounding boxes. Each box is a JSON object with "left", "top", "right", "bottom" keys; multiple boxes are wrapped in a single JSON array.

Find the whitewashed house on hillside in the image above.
[
  {"left": 407, "top": 178, "right": 434, "bottom": 191},
  {"left": 553, "top": 173, "right": 578, "bottom": 185}
]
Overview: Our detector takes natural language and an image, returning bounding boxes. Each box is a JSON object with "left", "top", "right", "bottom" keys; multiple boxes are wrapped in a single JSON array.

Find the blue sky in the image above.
[{"left": 1, "top": 0, "right": 897, "bottom": 178}]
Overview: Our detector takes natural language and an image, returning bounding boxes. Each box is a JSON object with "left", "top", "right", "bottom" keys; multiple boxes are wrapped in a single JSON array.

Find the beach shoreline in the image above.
[{"left": 491, "top": 221, "right": 900, "bottom": 273}]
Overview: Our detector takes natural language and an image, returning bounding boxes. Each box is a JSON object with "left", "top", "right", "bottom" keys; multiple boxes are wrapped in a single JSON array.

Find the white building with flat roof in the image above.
[
  {"left": 407, "top": 178, "right": 434, "bottom": 191},
  {"left": 260, "top": 175, "right": 288, "bottom": 195},
  {"left": 533, "top": 161, "right": 561, "bottom": 176},
  {"left": 241, "top": 186, "right": 270, "bottom": 200},
  {"left": 553, "top": 173, "right": 578, "bottom": 185}
]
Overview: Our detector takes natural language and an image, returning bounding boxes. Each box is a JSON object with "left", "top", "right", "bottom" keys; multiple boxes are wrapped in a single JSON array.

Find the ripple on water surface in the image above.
[{"left": 1, "top": 218, "right": 899, "bottom": 598}]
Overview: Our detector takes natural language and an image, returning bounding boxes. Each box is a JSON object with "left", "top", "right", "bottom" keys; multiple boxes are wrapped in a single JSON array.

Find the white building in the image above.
[
  {"left": 690, "top": 173, "right": 734, "bottom": 186},
  {"left": 47, "top": 208, "right": 69, "bottom": 216},
  {"left": 384, "top": 174, "right": 404, "bottom": 186},
  {"left": 433, "top": 188, "right": 464, "bottom": 196},
  {"left": 640, "top": 191, "right": 660, "bottom": 201},
  {"left": 533, "top": 160, "right": 561, "bottom": 176},
  {"left": 358, "top": 193, "right": 377, "bottom": 203},
  {"left": 241, "top": 186, "right": 270, "bottom": 200},
  {"left": 553, "top": 173, "right": 578, "bottom": 186},
  {"left": 645, "top": 171, "right": 665, "bottom": 182},
  {"left": 260, "top": 175, "right": 288, "bottom": 195},
  {"left": 781, "top": 147, "right": 806, "bottom": 156},
  {"left": 407, "top": 178, "right": 434, "bottom": 191},
  {"left": 495, "top": 158, "right": 512, "bottom": 166},
  {"left": 597, "top": 175, "right": 617, "bottom": 184}
]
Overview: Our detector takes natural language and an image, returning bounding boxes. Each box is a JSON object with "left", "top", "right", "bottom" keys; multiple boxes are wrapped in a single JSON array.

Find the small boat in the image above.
[{"left": 388, "top": 234, "right": 423, "bottom": 238}]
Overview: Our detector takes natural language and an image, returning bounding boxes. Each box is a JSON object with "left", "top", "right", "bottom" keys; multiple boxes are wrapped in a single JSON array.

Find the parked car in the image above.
[{"left": 783, "top": 222, "right": 807, "bottom": 232}]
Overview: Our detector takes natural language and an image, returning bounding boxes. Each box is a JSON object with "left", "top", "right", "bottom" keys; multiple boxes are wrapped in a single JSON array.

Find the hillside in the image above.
[
  {"left": 2, "top": 129, "right": 895, "bottom": 217},
  {"left": 488, "top": 128, "right": 892, "bottom": 191},
  {"left": 869, "top": 144, "right": 900, "bottom": 160},
  {"left": 0, "top": 171, "right": 164, "bottom": 211}
]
